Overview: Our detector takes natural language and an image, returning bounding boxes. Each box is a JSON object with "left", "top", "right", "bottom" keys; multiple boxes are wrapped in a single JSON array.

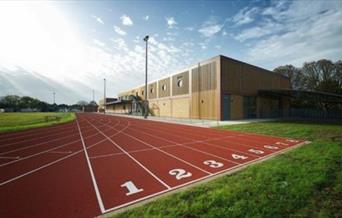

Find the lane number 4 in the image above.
[
  {"left": 169, "top": 169, "right": 192, "bottom": 180},
  {"left": 203, "top": 160, "right": 224, "bottom": 168},
  {"left": 121, "top": 181, "right": 144, "bottom": 196}
]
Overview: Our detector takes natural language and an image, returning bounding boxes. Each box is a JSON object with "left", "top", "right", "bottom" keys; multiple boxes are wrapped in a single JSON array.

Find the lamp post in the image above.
[
  {"left": 103, "top": 78, "right": 106, "bottom": 114},
  {"left": 143, "top": 35, "right": 149, "bottom": 119}
]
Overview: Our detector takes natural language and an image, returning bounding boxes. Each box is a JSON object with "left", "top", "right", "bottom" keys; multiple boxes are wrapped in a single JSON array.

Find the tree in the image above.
[
  {"left": 301, "top": 59, "right": 342, "bottom": 94},
  {"left": 273, "top": 65, "right": 302, "bottom": 89},
  {"left": 77, "top": 100, "right": 89, "bottom": 106}
]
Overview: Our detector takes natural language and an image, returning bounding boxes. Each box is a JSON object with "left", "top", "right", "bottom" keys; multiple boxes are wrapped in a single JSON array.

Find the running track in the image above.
[{"left": 0, "top": 113, "right": 308, "bottom": 217}]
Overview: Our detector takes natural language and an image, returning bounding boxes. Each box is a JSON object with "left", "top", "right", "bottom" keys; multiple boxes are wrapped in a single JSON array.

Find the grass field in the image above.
[
  {"left": 0, "top": 112, "right": 75, "bottom": 133},
  {"left": 112, "top": 121, "right": 342, "bottom": 218}
]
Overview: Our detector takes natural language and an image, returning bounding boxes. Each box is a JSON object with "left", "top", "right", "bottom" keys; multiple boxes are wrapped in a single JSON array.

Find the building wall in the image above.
[
  {"left": 114, "top": 55, "right": 289, "bottom": 120},
  {"left": 220, "top": 56, "right": 290, "bottom": 120},
  {"left": 172, "top": 71, "right": 189, "bottom": 96},
  {"left": 220, "top": 56, "right": 289, "bottom": 96},
  {"left": 158, "top": 78, "right": 171, "bottom": 98}
]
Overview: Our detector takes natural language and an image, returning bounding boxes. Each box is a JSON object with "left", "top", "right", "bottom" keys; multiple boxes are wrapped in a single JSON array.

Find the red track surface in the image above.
[{"left": 0, "top": 113, "right": 307, "bottom": 217}]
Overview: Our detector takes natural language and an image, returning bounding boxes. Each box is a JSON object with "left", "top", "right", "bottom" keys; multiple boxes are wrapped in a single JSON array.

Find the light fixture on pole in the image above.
[{"left": 143, "top": 35, "right": 149, "bottom": 119}]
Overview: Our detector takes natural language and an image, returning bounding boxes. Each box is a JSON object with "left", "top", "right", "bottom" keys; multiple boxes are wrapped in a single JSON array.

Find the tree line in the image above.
[
  {"left": 273, "top": 59, "right": 342, "bottom": 94},
  {"left": 0, "top": 95, "right": 97, "bottom": 112}
]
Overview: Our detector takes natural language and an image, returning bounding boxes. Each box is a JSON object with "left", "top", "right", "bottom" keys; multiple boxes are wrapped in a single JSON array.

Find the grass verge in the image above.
[
  {"left": 0, "top": 112, "right": 75, "bottom": 133},
  {"left": 111, "top": 121, "right": 342, "bottom": 218}
]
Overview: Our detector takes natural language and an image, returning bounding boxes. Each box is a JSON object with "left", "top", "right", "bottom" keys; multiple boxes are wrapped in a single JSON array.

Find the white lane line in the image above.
[
  {"left": 120, "top": 131, "right": 212, "bottom": 175},
  {"left": 0, "top": 121, "right": 128, "bottom": 187},
  {"left": 0, "top": 139, "right": 81, "bottom": 167},
  {"left": 0, "top": 123, "right": 78, "bottom": 142},
  {"left": 125, "top": 127, "right": 241, "bottom": 165},
  {"left": 134, "top": 124, "right": 261, "bottom": 158},
  {"left": 0, "top": 156, "right": 20, "bottom": 159},
  {"left": 0, "top": 119, "right": 121, "bottom": 156},
  {"left": 0, "top": 119, "right": 115, "bottom": 149},
  {"left": 92, "top": 118, "right": 212, "bottom": 175},
  {"left": 84, "top": 118, "right": 171, "bottom": 190},
  {"left": 76, "top": 117, "right": 106, "bottom": 214},
  {"left": 103, "top": 140, "right": 310, "bottom": 214},
  {"left": 48, "top": 151, "right": 73, "bottom": 154},
  {"left": 89, "top": 132, "right": 238, "bottom": 160}
]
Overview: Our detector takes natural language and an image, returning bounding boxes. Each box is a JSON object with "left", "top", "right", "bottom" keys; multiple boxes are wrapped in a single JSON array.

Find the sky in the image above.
[{"left": 0, "top": 0, "right": 341, "bottom": 104}]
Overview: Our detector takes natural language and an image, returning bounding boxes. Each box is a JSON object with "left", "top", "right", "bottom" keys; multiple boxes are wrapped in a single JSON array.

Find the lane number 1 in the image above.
[{"left": 121, "top": 181, "right": 143, "bottom": 196}]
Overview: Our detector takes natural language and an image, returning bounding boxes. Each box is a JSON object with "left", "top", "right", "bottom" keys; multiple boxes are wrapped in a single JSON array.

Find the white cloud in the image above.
[
  {"left": 120, "top": 14, "right": 133, "bottom": 26},
  {"left": 143, "top": 15, "right": 149, "bottom": 21},
  {"left": 184, "top": 26, "right": 194, "bottom": 31},
  {"left": 198, "top": 17, "right": 224, "bottom": 38},
  {"left": 232, "top": 7, "right": 259, "bottom": 26},
  {"left": 91, "top": 15, "right": 104, "bottom": 24},
  {"left": 113, "top": 25, "right": 126, "bottom": 35},
  {"left": 111, "top": 38, "right": 128, "bottom": 51},
  {"left": 166, "top": 17, "right": 177, "bottom": 28},
  {"left": 245, "top": 1, "right": 342, "bottom": 68},
  {"left": 93, "top": 39, "right": 105, "bottom": 47}
]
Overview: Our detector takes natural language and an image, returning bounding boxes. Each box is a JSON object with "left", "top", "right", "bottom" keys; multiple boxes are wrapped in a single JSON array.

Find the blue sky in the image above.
[{"left": 0, "top": 0, "right": 341, "bottom": 104}]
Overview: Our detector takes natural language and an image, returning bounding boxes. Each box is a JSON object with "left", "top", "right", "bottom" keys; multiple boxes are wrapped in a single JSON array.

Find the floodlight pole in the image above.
[
  {"left": 53, "top": 92, "right": 55, "bottom": 104},
  {"left": 92, "top": 89, "right": 95, "bottom": 102},
  {"left": 104, "top": 78, "right": 106, "bottom": 114},
  {"left": 143, "top": 35, "right": 149, "bottom": 119}
]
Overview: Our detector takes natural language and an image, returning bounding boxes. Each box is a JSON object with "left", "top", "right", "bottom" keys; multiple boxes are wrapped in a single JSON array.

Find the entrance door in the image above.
[{"left": 222, "top": 95, "right": 230, "bottom": 120}]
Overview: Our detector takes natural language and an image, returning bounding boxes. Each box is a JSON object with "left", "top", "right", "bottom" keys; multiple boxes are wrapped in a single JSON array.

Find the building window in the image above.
[
  {"left": 162, "top": 84, "right": 167, "bottom": 91},
  {"left": 141, "top": 90, "right": 144, "bottom": 95},
  {"left": 177, "top": 79, "right": 183, "bottom": 88},
  {"left": 150, "top": 87, "right": 154, "bottom": 93}
]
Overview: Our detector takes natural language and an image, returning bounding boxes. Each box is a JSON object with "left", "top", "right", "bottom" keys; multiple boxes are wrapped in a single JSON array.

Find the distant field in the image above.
[
  {"left": 0, "top": 112, "right": 75, "bottom": 133},
  {"left": 112, "top": 121, "right": 342, "bottom": 218}
]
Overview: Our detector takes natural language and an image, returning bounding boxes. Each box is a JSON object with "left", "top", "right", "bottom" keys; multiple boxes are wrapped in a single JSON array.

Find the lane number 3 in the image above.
[
  {"left": 203, "top": 160, "right": 224, "bottom": 168},
  {"left": 169, "top": 169, "right": 192, "bottom": 180},
  {"left": 121, "top": 181, "right": 143, "bottom": 196}
]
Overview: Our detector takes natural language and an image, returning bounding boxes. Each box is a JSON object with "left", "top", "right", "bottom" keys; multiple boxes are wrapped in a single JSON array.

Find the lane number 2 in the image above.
[
  {"left": 169, "top": 169, "right": 192, "bottom": 180},
  {"left": 203, "top": 160, "right": 224, "bottom": 168},
  {"left": 121, "top": 181, "right": 143, "bottom": 196}
]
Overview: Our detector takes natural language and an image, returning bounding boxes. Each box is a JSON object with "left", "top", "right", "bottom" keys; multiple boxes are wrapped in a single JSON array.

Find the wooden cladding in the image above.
[
  {"left": 172, "top": 71, "right": 189, "bottom": 96},
  {"left": 192, "top": 62, "right": 216, "bottom": 92},
  {"left": 191, "top": 61, "right": 218, "bottom": 120},
  {"left": 148, "top": 82, "right": 157, "bottom": 99},
  {"left": 158, "top": 77, "right": 170, "bottom": 98},
  {"left": 220, "top": 56, "right": 290, "bottom": 95}
]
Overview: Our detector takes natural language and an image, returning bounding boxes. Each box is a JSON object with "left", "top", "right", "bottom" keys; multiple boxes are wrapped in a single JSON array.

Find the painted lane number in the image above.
[
  {"left": 203, "top": 160, "right": 224, "bottom": 168},
  {"left": 286, "top": 139, "right": 299, "bottom": 143},
  {"left": 264, "top": 145, "right": 279, "bottom": 150},
  {"left": 275, "top": 142, "right": 289, "bottom": 146},
  {"left": 248, "top": 149, "right": 264, "bottom": 154},
  {"left": 232, "top": 154, "right": 248, "bottom": 160},
  {"left": 121, "top": 181, "right": 143, "bottom": 196},
  {"left": 169, "top": 169, "right": 192, "bottom": 180}
]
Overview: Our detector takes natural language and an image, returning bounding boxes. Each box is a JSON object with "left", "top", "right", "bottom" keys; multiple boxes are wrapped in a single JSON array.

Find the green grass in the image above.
[
  {"left": 0, "top": 112, "right": 76, "bottom": 133},
  {"left": 112, "top": 121, "right": 342, "bottom": 218}
]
